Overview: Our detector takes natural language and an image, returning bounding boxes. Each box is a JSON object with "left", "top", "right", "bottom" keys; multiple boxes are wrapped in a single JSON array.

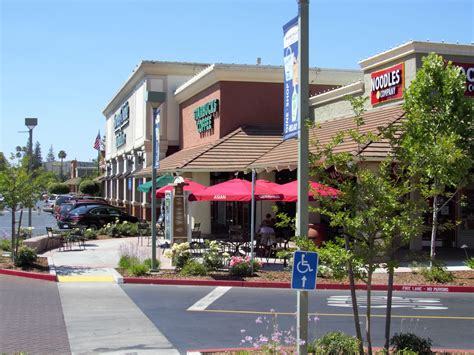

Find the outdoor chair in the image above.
[
  {"left": 66, "top": 228, "right": 86, "bottom": 250},
  {"left": 191, "top": 222, "right": 202, "bottom": 242},
  {"left": 45, "top": 227, "right": 66, "bottom": 251}
]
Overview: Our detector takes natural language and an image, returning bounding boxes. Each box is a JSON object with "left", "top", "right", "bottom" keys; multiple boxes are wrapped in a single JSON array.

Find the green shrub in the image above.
[
  {"left": 464, "top": 257, "right": 474, "bottom": 269},
  {"left": 420, "top": 261, "right": 454, "bottom": 283},
  {"left": 0, "top": 239, "right": 12, "bottom": 252},
  {"left": 390, "top": 333, "right": 432, "bottom": 354},
  {"left": 312, "top": 331, "right": 360, "bottom": 354},
  {"left": 118, "top": 255, "right": 137, "bottom": 269},
  {"left": 128, "top": 263, "right": 149, "bottom": 276},
  {"left": 202, "top": 240, "right": 228, "bottom": 270},
  {"left": 143, "top": 258, "right": 160, "bottom": 271},
  {"left": 78, "top": 180, "right": 100, "bottom": 195},
  {"left": 102, "top": 221, "right": 140, "bottom": 237},
  {"left": 164, "top": 242, "right": 192, "bottom": 270},
  {"left": 180, "top": 260, "right": 208, "bottom": 276},
  {"left": 83, "top": 228, "right": 98, "bottom": 240},
  {"left": 15, "top": 246, "right": 37, "bottom": 267},
  {"left": 48, "top": 183, "right": 70, "bottom": 194}
]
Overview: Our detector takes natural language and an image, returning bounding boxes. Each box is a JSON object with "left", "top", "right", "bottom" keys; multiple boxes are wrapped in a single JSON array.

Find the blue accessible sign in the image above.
[{"left": 291, "top": 251, "right": 318, "bottom": 290}]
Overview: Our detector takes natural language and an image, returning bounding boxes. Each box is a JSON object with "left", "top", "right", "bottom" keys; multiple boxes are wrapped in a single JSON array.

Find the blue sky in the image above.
[{"left": 1, "top": 0, "right": 472, "bottom": 162}]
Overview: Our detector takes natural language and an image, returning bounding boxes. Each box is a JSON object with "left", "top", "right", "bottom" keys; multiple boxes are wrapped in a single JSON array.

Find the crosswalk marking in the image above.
[
  {"left": 327, "top": 295, "right": 448, "bottom": 310},
  {"left": 187, "top": 286, "right": 232, "bottom": 311}
]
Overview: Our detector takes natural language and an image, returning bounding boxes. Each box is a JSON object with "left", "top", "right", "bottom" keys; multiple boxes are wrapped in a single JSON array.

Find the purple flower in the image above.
[
  {"left": 255, "top": 317, "right": 263, "bottom": 324},
  {"left": 245, "top": 336, "right": 253, "bottom": 341},
  {"left": 259, "top": 335, "right": 269, "bottom": 343}
]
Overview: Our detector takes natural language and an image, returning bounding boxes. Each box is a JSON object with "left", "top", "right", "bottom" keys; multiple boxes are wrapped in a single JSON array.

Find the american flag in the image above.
[{"left": 93, "top": 131, "right": 102, "bottom": 150}]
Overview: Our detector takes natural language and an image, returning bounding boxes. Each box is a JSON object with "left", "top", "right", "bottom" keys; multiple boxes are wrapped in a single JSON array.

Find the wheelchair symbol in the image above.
[{"left": 296, "top": 254, "right": 314, "bottom": 274}]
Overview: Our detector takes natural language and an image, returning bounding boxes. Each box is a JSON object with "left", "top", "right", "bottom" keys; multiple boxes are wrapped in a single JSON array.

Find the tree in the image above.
[
  {"left": 32, "top": 141, "right": 43, "bottom": 171},
  {"left": 46, "top": 145, "right": 56, "bottom": 162},
  {"left": 58, "top": 150, "right": 67, "bottom": 181},
  {"left": 399, "top": 53, "right": 474, "bottom": 264},
  {"left": 310, "top": 97, "right": 423, "bottom": 354},
  {"left": 79, "top": 180, "right": 100, "bottom": 195},
  {"left": 0, "top": 155, "right": 51, "bottom": 262},
  {"left": 0, "top": 152, "right": 6, "bottom": 171},
  {"left": 48, "top": 182, "right": 70, "bottom": 194}
]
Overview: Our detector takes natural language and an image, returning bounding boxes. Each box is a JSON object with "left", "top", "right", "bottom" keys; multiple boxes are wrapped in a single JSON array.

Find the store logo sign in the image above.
[
  {"left": 453, "top": 62, "right": 474, "bottom": 97},
  {"left": 370, "top": 63, "right": 404, "bottom": 105},
  {"left": 114, "top": 101, "right": 130, "bottom": 131},
  {"left": 115, "top": 131, "right": 126, "bottom": 148},
  {"left": 194, "top": 99, "right": 218, "bottom": 134}
]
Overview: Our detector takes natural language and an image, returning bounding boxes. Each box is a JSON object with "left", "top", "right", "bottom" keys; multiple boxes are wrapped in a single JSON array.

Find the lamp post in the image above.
[
  {"left": 25, "top": 118, "right": 38, "bottom": 228},
  {"left": 146, "top": 91, "right": 166, "bottom": 271}
]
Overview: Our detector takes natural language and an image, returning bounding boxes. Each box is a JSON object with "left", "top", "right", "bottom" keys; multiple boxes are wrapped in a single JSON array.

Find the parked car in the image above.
[
  {"left": 42, "top": 194, "right": 58, "bottom": 213},
  {"left": 53, "top": 194, "right": 74, "bottom": 216},
  {"left": 62, "top": 204, "right": 139, "bottom": 229},
  {"left": 57, "top": 199, "right": 111, "bottom": 229}
]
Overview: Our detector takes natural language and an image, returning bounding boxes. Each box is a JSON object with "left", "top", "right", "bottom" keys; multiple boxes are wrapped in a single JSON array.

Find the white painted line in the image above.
[
  {"left": 187, "top": 286, "right": 232, "bottom": 311},
  {"left": 327, "top": 295, "right": 448, "bottom": 310}
]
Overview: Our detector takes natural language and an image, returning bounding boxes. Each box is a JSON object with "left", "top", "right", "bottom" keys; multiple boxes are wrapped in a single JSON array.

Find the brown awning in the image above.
[
  {"left": 157, "top": 126, "right": 283, "bottom": 173},
  {"left": 249, "top": 105, "right": 405, "bottom": 172}
]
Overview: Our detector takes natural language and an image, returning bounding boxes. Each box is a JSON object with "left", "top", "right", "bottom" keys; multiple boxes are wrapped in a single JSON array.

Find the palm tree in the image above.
[{"left": 58, "top": 150, "right": 67, "bottom": 181}]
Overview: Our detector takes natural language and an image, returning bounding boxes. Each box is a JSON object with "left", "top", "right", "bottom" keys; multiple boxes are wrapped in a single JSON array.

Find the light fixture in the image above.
[
  {"left": 146, "top": 91, "right": 166, "bottom": 272},
  {"left": 24, "top": 117, "right": 38, "bottom": 228}
]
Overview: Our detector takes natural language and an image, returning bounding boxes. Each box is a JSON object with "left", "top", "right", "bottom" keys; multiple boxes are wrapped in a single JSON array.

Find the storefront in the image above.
[
  {"left": 249, "top": 41, "right": 474, "bottom": 249},
  {"left": 152, "top": 63, "right": 362, "bottom": 235}
]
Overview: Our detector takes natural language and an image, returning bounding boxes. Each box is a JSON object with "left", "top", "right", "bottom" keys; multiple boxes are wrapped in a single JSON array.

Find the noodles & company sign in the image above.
[{"left": 370, "top": 63, "right": 404, "bottom": 106}]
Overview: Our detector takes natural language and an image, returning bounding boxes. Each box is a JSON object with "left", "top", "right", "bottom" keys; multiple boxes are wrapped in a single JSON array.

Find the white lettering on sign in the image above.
[
  {"left": 453, "top": 62, "right": 474, "bottom": 96},
  {"left": 327, "top": 296, "right": 448, "bottom": 310},
  {"left": 213, "top": 195, "right": 226, "bottom": 200},
  {"left": 370, "top": 63, "right": 404, "bottom": 105}
]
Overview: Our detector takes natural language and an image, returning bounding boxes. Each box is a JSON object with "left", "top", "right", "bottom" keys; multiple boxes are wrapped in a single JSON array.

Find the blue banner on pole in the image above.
[
  {"left": 283, "top": 16, "right": 299, "bottom": 140},
  {"left": 154, "top": 108, "right": 160, "bottom": 169}
]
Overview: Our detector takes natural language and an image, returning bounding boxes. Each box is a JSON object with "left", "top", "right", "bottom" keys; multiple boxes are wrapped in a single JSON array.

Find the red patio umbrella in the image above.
[
  {"left": 155, "top": 178, "right": 206, "bottom": 198},
  {"left": 190, "top": 178, "right": 282, "bottom": 201},
  {"left": 276, "top": 180, "right": 338, "bottom": 202}
]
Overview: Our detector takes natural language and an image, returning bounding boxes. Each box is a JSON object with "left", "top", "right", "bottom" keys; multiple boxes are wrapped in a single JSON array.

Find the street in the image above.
[
  {"left": 0, "top": 201, "right": 57, "bottom": 238},
  {"left": 121, "top": 285, "right": 474, "bottom": 352},
  {"left": 2, "top": 275, "right": 473, "bottom": 354}
]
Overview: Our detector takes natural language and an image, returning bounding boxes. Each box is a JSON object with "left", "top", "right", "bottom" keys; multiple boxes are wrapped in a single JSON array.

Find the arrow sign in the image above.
[{"left": 291, "top": 251, "right": 318, "bottom": 290}]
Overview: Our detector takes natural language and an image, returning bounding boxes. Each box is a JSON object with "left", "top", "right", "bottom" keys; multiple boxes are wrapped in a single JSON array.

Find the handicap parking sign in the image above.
[{"left": 291, "top": 251, "right": 318, "bottom": 290}]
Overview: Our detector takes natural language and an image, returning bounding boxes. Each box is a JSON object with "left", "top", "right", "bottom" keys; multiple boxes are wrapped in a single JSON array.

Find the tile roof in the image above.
[
  {"left": 249, "top": 105, "right": 405, "bottom": 171},
  {"left": 136, "top": 126, "right": 283, "bottom": 177}
]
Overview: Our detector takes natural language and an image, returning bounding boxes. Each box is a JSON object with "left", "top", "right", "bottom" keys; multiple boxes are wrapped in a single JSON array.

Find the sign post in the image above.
[{"left": 292, "top": 250, "right": 318, "bottom": 355}]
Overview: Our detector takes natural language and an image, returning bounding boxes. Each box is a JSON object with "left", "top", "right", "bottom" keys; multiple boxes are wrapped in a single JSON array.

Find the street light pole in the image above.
[
  {"left": 146, "top": 91, "right": 166, "bottom": 272},
  {"left": 25, "top": 118, "right": 38, "bottom": 228}
]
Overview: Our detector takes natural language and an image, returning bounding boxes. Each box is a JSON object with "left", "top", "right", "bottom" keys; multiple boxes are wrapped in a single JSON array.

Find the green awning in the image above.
[{"left": 137, "top": 175, "right": 175, "bottom": 193}]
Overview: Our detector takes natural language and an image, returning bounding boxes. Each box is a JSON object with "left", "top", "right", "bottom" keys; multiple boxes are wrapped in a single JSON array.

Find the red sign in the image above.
[
  {"left": 453, "top": 62, "right": 474, "bottom": 97},
  {"left": 370, "top": 63, "right": 404, "bottom": 105}
]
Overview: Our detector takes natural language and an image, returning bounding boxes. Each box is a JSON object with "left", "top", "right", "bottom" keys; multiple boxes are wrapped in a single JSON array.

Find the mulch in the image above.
[
  {"left": 0, "top": 255, "right": 50, "bottom": 274},
  {"left": 117, "top": 268, "right": 474, "bottom": 287}
]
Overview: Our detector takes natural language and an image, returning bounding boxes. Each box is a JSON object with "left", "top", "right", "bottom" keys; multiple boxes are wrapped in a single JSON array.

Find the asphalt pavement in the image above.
[{"left": 0, "top": 200, "right": 57, "bottom": 238}]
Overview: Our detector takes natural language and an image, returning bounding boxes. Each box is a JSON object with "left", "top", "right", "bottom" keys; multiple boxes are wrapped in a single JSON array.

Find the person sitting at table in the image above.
[{"left": 258, "top": 215, "right": 276, "bottom": 248}]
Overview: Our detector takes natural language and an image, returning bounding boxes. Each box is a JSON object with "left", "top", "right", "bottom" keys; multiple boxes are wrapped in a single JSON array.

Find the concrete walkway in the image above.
[
  {"left": 40, "top": 238, "right": 179, "bottom": 354},
  {"left": 59, "top": 282, "right": 178, "bottom": 354}
]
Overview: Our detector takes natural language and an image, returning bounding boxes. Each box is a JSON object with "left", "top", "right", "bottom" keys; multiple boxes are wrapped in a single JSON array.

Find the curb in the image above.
[
  {"left": 123, "top": 277, "right": 474, "bottom": 293},
  {"left": 0, "top": 268, "right": 57, "bottom": 282},
  {"left": 186, "top": 347, "right": 474, "bottom": 354}
]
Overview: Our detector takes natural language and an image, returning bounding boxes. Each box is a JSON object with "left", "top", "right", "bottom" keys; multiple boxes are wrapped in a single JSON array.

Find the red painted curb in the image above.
[
  {"left": 123, "top": 277, "right": 474, "bottom": 293},
  {"left": 0, "top": 268, "right": 57, "bottom": 282},
  {"left": 188, "top": 347, "right": 474, "bottom": 353}
]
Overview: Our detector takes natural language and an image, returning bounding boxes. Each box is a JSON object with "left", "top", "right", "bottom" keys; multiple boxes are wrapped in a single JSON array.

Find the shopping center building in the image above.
[{"left": 102, "top": 40, "right": 474, "bottom": 249}]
